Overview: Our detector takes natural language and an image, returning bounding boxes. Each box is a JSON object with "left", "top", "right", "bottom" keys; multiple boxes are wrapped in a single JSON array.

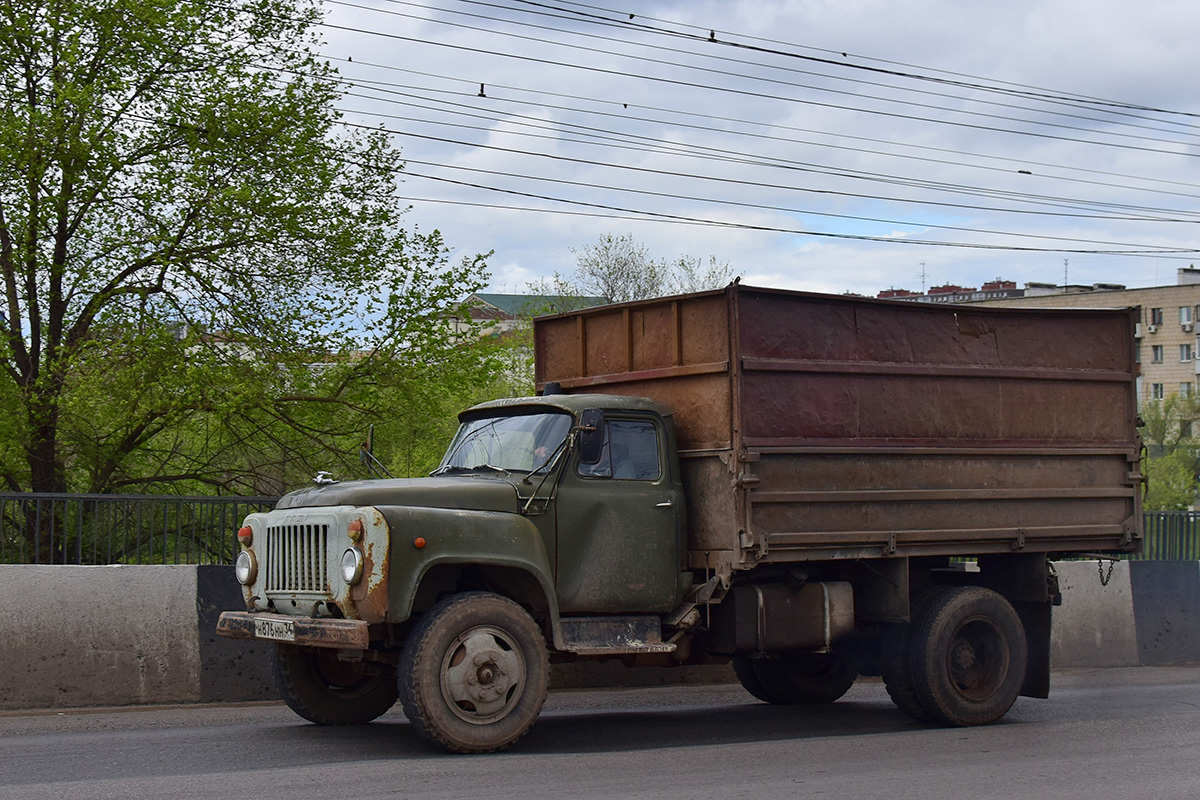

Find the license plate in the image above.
[{"left": 254, "top": 618, "right": 296, "bottom": 642}]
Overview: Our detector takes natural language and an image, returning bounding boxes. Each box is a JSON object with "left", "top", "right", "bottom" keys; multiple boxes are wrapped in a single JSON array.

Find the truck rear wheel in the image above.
[
  {"left": 398, "top": 592, "right": 549, "bottom": 754},
  {"left": 910, "top": 586, "right": 1027, "bottom": 726},
  {"left": 881, "top": 586, "right": 949, "bottom": 722},
  {"left": 734, "top": 650, "right": 858, "bottom": 704},
  {"left": 273, "top": 644, "right": 398, "bottom": 725}
]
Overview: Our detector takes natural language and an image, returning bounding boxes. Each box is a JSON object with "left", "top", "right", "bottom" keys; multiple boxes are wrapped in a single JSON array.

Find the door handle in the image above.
[{"left": 655, "top": 502, "right": 672, "bottom": 508}]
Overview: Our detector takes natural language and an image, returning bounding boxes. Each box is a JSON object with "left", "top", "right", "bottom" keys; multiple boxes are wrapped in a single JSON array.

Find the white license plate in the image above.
[{"left": 254, "top": 618, "right": 296, "bottom": 642}]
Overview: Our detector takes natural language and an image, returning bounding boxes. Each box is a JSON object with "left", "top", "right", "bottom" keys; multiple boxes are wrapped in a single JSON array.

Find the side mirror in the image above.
[{"left": 577, "top": 408, "right": 605, "bottom": 465}]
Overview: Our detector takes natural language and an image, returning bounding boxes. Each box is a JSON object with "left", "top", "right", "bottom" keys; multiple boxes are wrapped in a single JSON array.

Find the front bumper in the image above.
[{"left": 216, "top": 611, "right": 369, "bottom": 649}]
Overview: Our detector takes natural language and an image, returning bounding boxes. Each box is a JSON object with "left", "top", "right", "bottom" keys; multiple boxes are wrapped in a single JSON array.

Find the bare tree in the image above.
[{"left": 557, "top": 234, "right": 738, "bottom": 303}]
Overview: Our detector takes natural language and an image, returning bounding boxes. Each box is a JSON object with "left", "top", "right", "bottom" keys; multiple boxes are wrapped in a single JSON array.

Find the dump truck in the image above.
[{"left": 217, "top": 285, "right": 1142, "bottom": 753}]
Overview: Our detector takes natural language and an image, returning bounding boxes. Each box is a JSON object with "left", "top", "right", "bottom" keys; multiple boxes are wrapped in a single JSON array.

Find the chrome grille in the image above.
[{"left": 265, "top": 523, "right": 329, "bottom": 593}]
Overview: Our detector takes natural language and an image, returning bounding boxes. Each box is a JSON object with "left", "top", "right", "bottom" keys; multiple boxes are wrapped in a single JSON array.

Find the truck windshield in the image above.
[{"left": 435, "top": 411, "right": 573, "bottom": 475}]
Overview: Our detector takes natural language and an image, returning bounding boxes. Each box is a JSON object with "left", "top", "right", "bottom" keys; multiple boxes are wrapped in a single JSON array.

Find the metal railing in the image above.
[
  {"left": 0, "top": 493, "right": 278, "bottom": 566},
  {"left": 2, "top": 494, "right": 1199, "bottom": 566},
  {"left": 1139, "top": 511, "right": 1200, "bottom": 561}
]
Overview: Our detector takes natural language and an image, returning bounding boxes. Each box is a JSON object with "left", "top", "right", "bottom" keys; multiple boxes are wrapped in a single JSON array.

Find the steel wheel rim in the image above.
[
  {"left": 439, "top": 624, "right": 527, "bottom": 725},
  {"left": 945, "top": 616, "right": 1009, "bottom": 702}
]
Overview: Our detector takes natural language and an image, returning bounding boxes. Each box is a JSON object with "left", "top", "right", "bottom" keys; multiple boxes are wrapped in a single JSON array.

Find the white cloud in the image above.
[{"left": 321, "top": 0, "right": 1200, "bottom": 298}]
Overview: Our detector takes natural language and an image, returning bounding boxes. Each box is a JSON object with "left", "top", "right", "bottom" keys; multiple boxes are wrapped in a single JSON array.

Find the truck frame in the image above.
[{"left": 218, "top": 285, "right": 1142, "bottom": 752}]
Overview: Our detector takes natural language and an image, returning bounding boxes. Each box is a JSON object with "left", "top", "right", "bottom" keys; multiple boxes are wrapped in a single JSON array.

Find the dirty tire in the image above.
[
  {"left": 910, "top": 586, "right": 1027, "bottom": 727},
  {"left": 733, "top": 651, "right": 858, "bottom": 704},
  {"left": 881, "top": 586, "right": 947, "bottom": 722},
  {"left": 273, "top": 644, "right": 398, "bottom": 725},
  {"left": 733, "top": 656, "right": 773, "bottom": 702},
  {"left": 399, "top": 592, "right": 549, "bottom": 754}
]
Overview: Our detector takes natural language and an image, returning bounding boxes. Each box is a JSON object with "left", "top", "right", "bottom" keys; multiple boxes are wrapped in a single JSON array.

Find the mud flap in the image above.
[{"left": 1017, "top": 601, "right": 1051, "bottom": 699}]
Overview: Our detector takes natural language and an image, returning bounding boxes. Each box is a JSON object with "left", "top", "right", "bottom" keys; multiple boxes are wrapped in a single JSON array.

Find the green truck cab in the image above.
[
  {"left": 219, "top": 394, "right": 694, "bottom": 752},
  {"left": 218, "top": 285, "right": 1143, "bottom": 753}
]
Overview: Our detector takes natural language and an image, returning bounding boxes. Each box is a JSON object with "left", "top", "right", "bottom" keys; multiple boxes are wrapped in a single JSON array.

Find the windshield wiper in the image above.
[{"left": 431, "top": 463, "right": 511, "bottom": 477}]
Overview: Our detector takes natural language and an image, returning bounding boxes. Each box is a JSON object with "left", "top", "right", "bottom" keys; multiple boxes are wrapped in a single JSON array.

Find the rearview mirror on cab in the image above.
[{"left": 577, "top": 408, "right": 605, "bottom": 465}]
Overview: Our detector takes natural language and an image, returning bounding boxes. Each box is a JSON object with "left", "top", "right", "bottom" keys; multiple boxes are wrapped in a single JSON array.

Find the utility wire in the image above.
[
  {"left": 338, "top": 95, "right": 1200, "bottom": 222},
  {"left": 325, "top": 57, "right": 1200, "bottom": 196},
  {"left": 510, "top": 0, "right": 1200, "bottom": 120},
  {"left": 309, "top": 10, "right": 1200, "bottom": 159},
  {"left": 354, "top": 0, "right": 1200, "bottom": 142}
]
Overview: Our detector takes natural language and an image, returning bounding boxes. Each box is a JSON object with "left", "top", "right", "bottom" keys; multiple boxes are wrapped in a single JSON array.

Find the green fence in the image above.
[
  {"left": 1140, "top": 511, "right": 1200, "bottom": 560},
  {"left": 2, "top": 494, "right": 1199, "bottom": 566},
  {"left": 0, "top": 493, "right": 278, "bottom": 566}
]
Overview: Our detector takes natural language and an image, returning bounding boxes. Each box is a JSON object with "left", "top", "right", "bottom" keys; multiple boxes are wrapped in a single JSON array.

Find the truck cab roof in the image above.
[{"left": 461, "top": 393, "right": 672, "bottom": 421}]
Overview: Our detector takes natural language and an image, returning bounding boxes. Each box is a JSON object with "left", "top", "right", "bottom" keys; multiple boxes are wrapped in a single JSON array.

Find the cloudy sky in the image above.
[{"left": 314, "top": 0, "right": 1200, "bottom": 297}]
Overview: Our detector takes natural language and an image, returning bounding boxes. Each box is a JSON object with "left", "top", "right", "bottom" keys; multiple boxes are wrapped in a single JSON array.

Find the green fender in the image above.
[{"left": 378, "top": 505, "right": 564, "bottom": 646}]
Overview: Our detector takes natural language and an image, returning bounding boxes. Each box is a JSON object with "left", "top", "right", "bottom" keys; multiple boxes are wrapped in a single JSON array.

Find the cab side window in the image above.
[{"left": 577, "top": 418, "right": 661, "bottom": 481}]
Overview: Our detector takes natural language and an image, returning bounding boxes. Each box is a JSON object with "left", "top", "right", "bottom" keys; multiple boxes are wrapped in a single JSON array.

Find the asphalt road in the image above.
[{"left": 1, "top": 666, "right": 1198, "bottom": 800}]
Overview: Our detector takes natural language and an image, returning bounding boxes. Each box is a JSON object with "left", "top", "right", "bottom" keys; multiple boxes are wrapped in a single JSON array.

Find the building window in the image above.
[
  {"left": 1183, "top": 420, "right": 1194, "bottom": 439},
  {"left": 1182, "top": 307, "right": 1194, "bottom": 325},
  {"left": 1151, "top": 307, "right": 1164, "bottom": 326},
  {"left": 1182, "top": 383, "right": 1193, "bottom": 399},
  {"left": 1183, "top": 344, "right": 1194, "bottom": 362},
  {"left": 1135, "top": 344, "right": 1142, "bottom": 364},
  {"left": 1152, "top": 345, "right": 1164, "bottom": 363},
  {"left": 1152, "top": 383, "right": 1165, "bottom": 400}
]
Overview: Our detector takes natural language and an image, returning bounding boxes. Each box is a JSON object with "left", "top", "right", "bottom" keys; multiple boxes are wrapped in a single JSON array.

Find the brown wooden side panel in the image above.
[
  {"left": 563, "top": 374, "right": 732, "bottom": 452},
  {"left": 746, "top": 450, "right": 1139, "bottom": 560},
  {"left": 737, "top": 291, "right": 1132, "bottom": 373},
  {"left": 535, "top": 286, "right": 1142, "bottom": 566},
  {"left": 740, "top": 372, "right": 1134, "bottom": 444},
  {"left": 534, "top": 292, "right": 734, "bottom": 450},
  {"left": 680, "top": 454, "right": 739, "bottom": 557}
]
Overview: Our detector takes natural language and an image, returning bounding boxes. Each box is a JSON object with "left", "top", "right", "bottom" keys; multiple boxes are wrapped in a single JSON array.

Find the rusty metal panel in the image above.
[
  {"left": 680, "top": 453, "right": 737, "bottom": 554},
  {"left": 740, "top": 371, "right": 1133, "bottom": 444},
  {"left": 533, "top": 285, "right": 1142, "bottom": 568},
  {"left": 534, "top": 292, "right": 733, "bottom": 451}
]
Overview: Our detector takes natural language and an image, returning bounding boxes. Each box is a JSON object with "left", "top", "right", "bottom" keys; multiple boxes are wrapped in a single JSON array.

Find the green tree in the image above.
[
  {"left": 1145, "top": 448, "right": 1198, "bottom": 511},
  {"left": 1139, "top": 395, "right": 1200, "bottom": 510},
  {"left": 0, "top": 0, "right": 491, "bottom": 544}
]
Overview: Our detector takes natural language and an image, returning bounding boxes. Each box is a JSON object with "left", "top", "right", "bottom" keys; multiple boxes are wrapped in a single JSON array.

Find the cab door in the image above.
[{"left": 552, "top": 412, "right": 685, "bottom": 614}]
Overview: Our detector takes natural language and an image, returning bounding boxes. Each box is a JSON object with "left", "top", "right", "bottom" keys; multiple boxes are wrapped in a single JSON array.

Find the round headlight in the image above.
[
  {"left": 235, "top": 550, "right": 257, "bottom": 585},
  {"left": 341, "top": 547, "right": 364, "bottom": 585}
]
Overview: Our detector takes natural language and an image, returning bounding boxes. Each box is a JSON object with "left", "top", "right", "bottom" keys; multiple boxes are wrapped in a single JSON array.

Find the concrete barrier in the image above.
[
  {"left": 0, "top": 560, "right": 1196, "bottom": 711},
  {"left": 0, "top": 565, "right": 202, "bottom": 709},
  {"left": 1050, "top": 560, "right": 1140, "bottom": 668}
]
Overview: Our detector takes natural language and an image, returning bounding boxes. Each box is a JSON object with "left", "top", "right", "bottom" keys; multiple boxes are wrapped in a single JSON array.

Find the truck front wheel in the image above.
[
  {"left": 733, "top": 650, "right": 858, "bottom": 704},
  {"left": 273, "top": 644, "right": 398, "bottom": 725},
  {"left": 910, "top": 586, "right": 1027, "bottom": 726},
  {"left": 398, "top": 592, "right": 549, "bottom": 753}
]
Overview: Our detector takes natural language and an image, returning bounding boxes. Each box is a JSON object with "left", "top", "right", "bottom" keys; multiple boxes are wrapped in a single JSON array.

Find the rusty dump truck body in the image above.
[
  {"left": 220, "top": 284, "right": 1143, "bottom": 754},
  {"left": 534, "top": 284, "right": 1142, "bottom": 572}
]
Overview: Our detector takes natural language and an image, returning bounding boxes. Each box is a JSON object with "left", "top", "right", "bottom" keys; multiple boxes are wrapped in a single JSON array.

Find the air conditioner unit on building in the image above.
[
  {"left": 1148, "top": 324, "right": 1159, "bottom": 333},
  {"left": 1134, "top": 323, "right": 1143, "bottom": 338},
  {"left": 1184, "top": 322, "right": 1194, "bottom": 333}
]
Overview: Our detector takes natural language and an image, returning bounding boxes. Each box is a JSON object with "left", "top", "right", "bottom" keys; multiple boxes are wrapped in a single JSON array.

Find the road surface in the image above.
[{"left": 1, "top": 666, "right": 1198, "bottom": 799}]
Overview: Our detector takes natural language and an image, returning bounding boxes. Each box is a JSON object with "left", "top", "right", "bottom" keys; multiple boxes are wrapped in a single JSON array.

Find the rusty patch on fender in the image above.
[{"left": 349, "top": 508, "right": 390, "bottom": 623}]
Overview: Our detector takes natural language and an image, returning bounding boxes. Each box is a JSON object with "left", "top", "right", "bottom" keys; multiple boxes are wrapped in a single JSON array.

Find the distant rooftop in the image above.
[{"left": 874, "top": 275, "right": 1136, "bottom": 304}]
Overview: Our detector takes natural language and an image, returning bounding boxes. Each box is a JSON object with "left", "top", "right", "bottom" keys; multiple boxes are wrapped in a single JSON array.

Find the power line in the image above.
[
  {"left": 310, "top": 6, "right": 1200, "bottom": 159},
  {"left": 392, "top": 189, "right": 1199, "bottom": 257},
  {"left": 335, "top": 95, "right": 1200, "bottom": 223},
  {"left": 324, "top": 56, "right": 1200, "bottom": 198},
  {"left": 510, "top": 0, "right": 1200, "bottom": 120}
]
